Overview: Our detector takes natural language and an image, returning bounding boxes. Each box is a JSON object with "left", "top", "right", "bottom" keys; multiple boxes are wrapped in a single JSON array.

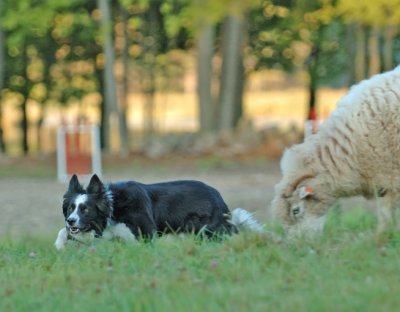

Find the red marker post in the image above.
[
  {"left": 57, "top": 121, "right": 102, "bottom": 182},
  {"left": 304, "top": 106, "right": 319, "bottom": 138}
]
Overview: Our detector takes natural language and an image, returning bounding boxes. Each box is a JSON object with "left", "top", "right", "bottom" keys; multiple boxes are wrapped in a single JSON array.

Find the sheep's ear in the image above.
[
  {"left": 87, "top": 174, "right": 104, "bottom": 195},
  {"left": 299, "top": 186, "right": 315, "bottom": 199},
  {"left": 68, "top": 174, "right": 83, "bottom": 193}
]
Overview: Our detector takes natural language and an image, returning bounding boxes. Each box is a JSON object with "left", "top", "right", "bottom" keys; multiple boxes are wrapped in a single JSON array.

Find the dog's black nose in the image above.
[{"left": 67, "top": 217, "right": 76, "bottom": 226}]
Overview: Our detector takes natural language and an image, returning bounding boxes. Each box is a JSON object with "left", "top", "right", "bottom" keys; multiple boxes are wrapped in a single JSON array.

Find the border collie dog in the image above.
[{"left": 55, "top": 174, "right": 263, "bottom": 249}]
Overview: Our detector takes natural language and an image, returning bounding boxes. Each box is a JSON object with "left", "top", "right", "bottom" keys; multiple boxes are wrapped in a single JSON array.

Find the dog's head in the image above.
[{"left": 62, "top": 174, "right": 112, "bottom": 237}]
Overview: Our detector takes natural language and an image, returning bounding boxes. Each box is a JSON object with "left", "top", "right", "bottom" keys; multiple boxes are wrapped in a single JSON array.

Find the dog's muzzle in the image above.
[
  {"left": 66, "top": 224, "right": 92, "bottom": 235},
  {"left": 69, "top": 226, "right": 80, "bottom": 234},
  {"left": 66, "top": 216, "right": 91, "bottom": 235}
]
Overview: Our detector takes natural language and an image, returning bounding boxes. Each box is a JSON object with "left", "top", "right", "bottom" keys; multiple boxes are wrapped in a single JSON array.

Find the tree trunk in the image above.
[
  {"left": 368, "top": 26, "right": 381, "bottom": 76},
  {"left": 305, "top": 54, "right": 318, "bottom": 136},
  {"left": 21, "top": 97, "right": 29, "bottom": 155},
  {"left": 143, "top": 68, "right": 156, "bottom": 137},
  {"left": 119, "top": 7, "right": 130, "bottom": 155},
  {"left": 141, "top": 0, "right": 162, "bottom": 141},
  {"left": 97, "top": 0, "right": 119, "bottom": 152},
  {"left": 233, "top": 12, "right": 248, "bottom": 128},
  {"left": 37, "top": 33, "right": 56, "bottom": 154},
  {"left": 97, "top": 67, "right": 106, "bottom": 150},
  {"left": 308, "top": 81, "right": 317, "bottom": 117},
  {"left": 218, "top": 15, "right": 245, "bottom": 133},
  {"left": 0, "top": 0, "right": 5, "bottom": 154},
  {"left": 233, "top": 58, "right": 244, "bottom": 127},
  {"left": 345, "top": 24, "right": 356, "bottom": 86},
  {"left": 197, "top": 23, "right": 216, "bottom": 134},
  {"left": 383, "top": 25, "right": 395, "bottom": 71},
  {"left": 21, "top": 42, "right": 29, "bottom": 155},
  {"left": 306, "top": 37, "right": 321, "bottom": 122},
  {"left": 307, "top": 60, "right": 317, "bottom": 122},
  {"left": 354, "top": 23, "right": 366, "bottom": 82}
]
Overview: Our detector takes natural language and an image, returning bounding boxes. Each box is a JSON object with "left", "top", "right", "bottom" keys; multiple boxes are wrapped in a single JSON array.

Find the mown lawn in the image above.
[{"left": 2, "top": 208, "right": 400, "bottom": 312}]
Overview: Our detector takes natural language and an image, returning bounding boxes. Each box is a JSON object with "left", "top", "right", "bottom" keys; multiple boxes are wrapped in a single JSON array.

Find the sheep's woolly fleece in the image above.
[{"left": 271, "top": 66, "right": 400, "bottom": 237}]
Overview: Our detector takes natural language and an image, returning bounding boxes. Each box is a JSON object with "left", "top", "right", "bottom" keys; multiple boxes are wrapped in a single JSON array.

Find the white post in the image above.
[
  {"left": 91, "top": 125, "right": 102, "bottom": 177},
  {"left": 57, "top": 127, "right": 67, "bottom": 182}
]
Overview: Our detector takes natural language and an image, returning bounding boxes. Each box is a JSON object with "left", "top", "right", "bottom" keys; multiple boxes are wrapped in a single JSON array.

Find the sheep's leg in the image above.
[{"left": 376, "top": 192, "right": 396, "bottom": 244}]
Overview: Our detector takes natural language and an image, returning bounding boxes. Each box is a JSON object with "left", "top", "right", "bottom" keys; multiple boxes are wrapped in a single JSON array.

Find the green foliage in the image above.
[
  {"left": 1, "top": 0, "right": 400, "bottom": 154},
  {"left": 248, "top": 0, "right": 348, "bottom": 85},
  {"left": 2, "top": 0, "right": 100, "bottom": 104},
  {"left": 336, "top": 0, "right": 400, "bottom": 26},
  {"left": 249, "top": 1, "right": 295, "bottom": 71},
  {"left": 2, "top": 209, "right": 400, "bottom": 311},
  {"left": 161, "top": 0, "right": 260, "bottom": 38}
]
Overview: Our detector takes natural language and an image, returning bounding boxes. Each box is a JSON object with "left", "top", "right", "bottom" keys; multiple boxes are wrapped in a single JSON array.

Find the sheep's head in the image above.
[{"left": 272, "top": 150, "right": 332, "bottom": 237}]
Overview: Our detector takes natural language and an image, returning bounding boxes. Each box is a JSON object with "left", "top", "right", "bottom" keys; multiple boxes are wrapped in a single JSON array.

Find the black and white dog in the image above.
[{"left": 55, "top": 174, "right": 264, "bottom": 249}]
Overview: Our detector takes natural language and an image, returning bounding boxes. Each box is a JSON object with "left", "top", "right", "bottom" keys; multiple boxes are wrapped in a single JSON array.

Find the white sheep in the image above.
[{"left": 271, "top": 66, "right": 400, "bottom": 239}]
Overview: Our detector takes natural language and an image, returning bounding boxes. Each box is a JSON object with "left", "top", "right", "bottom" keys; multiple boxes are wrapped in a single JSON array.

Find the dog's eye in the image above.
[{"left": 80, "top": 205, "right": 88, "bottom": 214}]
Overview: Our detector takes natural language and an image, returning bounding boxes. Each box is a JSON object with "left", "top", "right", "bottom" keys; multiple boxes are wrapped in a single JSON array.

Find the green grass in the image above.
[{"left": 2, "top": 209, "right": 400, "bottom": 312}]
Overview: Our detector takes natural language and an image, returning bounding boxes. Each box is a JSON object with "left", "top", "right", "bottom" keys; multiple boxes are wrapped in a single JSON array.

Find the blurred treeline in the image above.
[{"left": 0, "top": 0, "right": 399, "bottom": 155}]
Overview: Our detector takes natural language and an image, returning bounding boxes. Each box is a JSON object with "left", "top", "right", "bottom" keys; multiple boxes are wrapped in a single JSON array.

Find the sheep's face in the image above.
[{"left": 272, "top": 178, "right": 331, "bottom": 238}]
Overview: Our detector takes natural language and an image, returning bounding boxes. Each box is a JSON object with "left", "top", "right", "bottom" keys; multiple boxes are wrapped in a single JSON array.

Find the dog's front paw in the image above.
[
  {"left": 54, "top": 227, "right": 68, "bottom": 250},
  {"left": 54, "top": 240, "right": 65, "bottom": 250}
]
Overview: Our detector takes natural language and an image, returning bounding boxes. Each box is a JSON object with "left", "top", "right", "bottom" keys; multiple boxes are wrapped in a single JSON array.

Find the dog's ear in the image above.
[
  {"left": 87, "top": 174, "right": 104, "bottom": 195},
  {"left": 68, "top": 174, "right": 83, "bottom": 193},
  {"left": 87, "top": 174, "right": 111, "bottom": 214}
]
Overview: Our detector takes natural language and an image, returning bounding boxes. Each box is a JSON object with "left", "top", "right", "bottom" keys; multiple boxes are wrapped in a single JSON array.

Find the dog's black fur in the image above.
[{"left": 63, "top": 174, "right": 237, "bottom": 239}]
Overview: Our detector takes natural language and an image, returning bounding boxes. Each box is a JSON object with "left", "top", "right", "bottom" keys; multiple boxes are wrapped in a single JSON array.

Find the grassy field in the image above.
[{"left": 2, "top": 208, "right": 400, "bottom": 312}]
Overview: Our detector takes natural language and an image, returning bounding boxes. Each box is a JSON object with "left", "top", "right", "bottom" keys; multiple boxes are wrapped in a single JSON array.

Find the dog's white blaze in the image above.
[{"left": 68, "top": 194, "right": 88, "bottom": 226}]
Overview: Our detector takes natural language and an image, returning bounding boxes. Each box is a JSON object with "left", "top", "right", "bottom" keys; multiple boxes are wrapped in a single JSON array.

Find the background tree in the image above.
[
  {"left": 218, "top": 14, "right": 246, "bottom": 132},
  {"left": 249, "top": 0, "right": 347, "bottom": 120},
  {"left": 292, "top": 0, "right": 347, "bottom": 120},
  {"left": 2, "top": 0, "right": 54, "bottom": 154},
  {"left": 2, "top": 0, "right": 102, "bottom": 154},
  {"left": 1, "top": 0, "right": 399, "bottom": 156},
  {"left": 117, "top": 1, "right": 131, "bottom": 155},
  {"left": 197, "top": 22, "right": 216, "bottom": 134},
  {"left": 163, "top": 0, "right": 259, "bottom": 135},
  {"left": 97, "top": 0, "right": 120, "bottom": 153},
  {"left": 162, "top": 0, "right": 218, "bottom": 134},
  {"left": 0, "top": 0, "right": 5, "bottom": 153},
  {"left": 336, "top": 0, "right": 400, "bottom": 79}
]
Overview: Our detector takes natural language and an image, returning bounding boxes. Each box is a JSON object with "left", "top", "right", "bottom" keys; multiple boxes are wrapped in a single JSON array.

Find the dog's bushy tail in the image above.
[{"left": 231, "top": 208, "right": 264, "bottom": 233}]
